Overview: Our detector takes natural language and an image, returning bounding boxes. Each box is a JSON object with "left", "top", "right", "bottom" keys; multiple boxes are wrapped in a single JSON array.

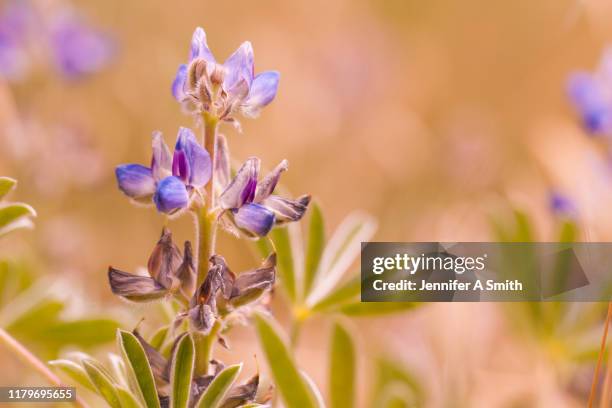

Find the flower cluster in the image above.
[
  {"left": 171, "top": 27, "right": 280, "bottom": 126},
  {"left": 116, "top": 128, "right": 211, "bottom": 214},
  {"left": 0, "top": 1, "right": 114, "bottom": 81},
  {"left": 111, "top": 26, "right": 309, "bottom": 346},
  {"left": 568, "top": 48, "right": 612, "bottom": 136}
]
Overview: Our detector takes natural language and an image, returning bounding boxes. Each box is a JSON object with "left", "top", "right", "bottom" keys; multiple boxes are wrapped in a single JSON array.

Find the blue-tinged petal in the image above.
[
  {"left": 171, "top": 64, "right": 188, "bottom": 101},
  {"left": 233, "top": 203, "right": 275, "bottom": 237},
  {"left": 568, "top": 73, "right": 612, "bottom": 134},
  {"left": 153, "top": 176, "right": 189, "bottom": 213},
  {"left": 189, "top": 27, "right": 215, "bottom": 63},
  {"left": 115, "top": 164, "right": 156, "bottom": 199},
  {"left": 219, "top": 157, "right": 260, "bottom": 209},
  {"left": 223, "top": 41, "right": 254, "bottom": 94},
  {"left": 241, "top": 71, "right": 280, "bottom": 118},
  {"left": 172, "top": 127, "right": 211, "bottom": 188},
  {"left": 151, "top": 131, "right": 172, "bottom": 180},
  {"left": 255, "top": 159, "right": 288, "bottom": 202},
  {"left": 214, "top": 134, "right": 231, "bottom": 192}
]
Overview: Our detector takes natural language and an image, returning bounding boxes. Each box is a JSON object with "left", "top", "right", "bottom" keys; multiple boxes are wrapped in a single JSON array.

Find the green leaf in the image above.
[
  {"left": 117, "top": 387, "right": 143, "bottom": 408},
  {"left": 340, "top": 302, "right": 418, "bottom": 316},
  {"left": 0, "top": 177, "right": 16, "bottom": 200},
  {"left": 149, "top": 326, "right": 169, "bottom": 350},
  {"left": 270, "top": 227, "right": 297, "bottom": 301},
  {"left": 306, "top": 212, "right": 376, "bottom": 307},
  {"left": 170, "top": 333, "right": 195, "bottom": 408},
  {"left": 329, "top": 322, "right": 355, "bottom": 408},
  {"left": 0, "top": 203, "right": 36, "bottom": 236},
  {"left": 311, "top": 276, "right": 360, "bottom": 313},
  {"left": 49, "top": 359, "right": 96, "bottom": 392},
  {"left": 43, "top": 319, "right": 120, "bottom": 347},
  {"left": 254, "top": 313, "right": 317, "bottom": 408},
  {"left": 83, "top": 359, "right": 122, "bottom": 408},
  {"left": 304, "top": 202, "right": 325, "bottom": 296},
  {"left": 194, "top": 364, "right": 242, "bottom": 408},
  {"left": 117, "top": 330, "right": 160, "bottom": 408},
  {"left": 372, "top": 358, "right": 423, "bottom": 408}
]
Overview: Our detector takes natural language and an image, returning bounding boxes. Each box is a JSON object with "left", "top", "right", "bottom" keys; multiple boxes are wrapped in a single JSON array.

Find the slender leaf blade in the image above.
[
  {"left": 0, "top": 203, "right": 36, "bottom": 230},
  {"left": 117, "top": 330, "right": 160, "bottom": 408},
  {"left": 304, "top": 202, "right": 325, "bottom": 296},
  {"left": 329, "top": 322, "right": 355, "bottom": 408},
  {"left": 49, "top": 359, "right": 96, "bottom": 392},
  {"left": 83, "top": 359, "right": 122, "bottom": 408},
  {"left": 117, "top": 387, "right": 143, "bottom": 408},
  {"left": 0, "top": 177, "right": 16, "bottom": 200},
  {"left": 170, "top": 334, "right": 195, "bottom": 408},
  {"left": 254, "top": 313, "right": 317, "bottom": 408},
  {"left": 194, "top": 363, "right": 242, "bottom": 408}
]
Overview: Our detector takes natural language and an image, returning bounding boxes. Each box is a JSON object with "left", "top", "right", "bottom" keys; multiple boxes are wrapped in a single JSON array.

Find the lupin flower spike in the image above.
[
  {"left": 215, "top": 136, "right": 310, "bottom": 237},
  {"left": 568, "top": 48, "right": 612, "bottom": 136},
  {"left": 115, "top": 127, "right": 211, "bottom": 214},
  {"left": 171, "top": 27, "right": 280, "bottom": 124}
]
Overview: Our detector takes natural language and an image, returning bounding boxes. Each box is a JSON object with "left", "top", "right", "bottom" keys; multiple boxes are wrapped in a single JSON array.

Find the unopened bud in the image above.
[
  {"left": 210, "top": 64, "right": 225, "bottom": 86},
  {"left": 188, "top": 58, "right": 207, "bottom": 90}
]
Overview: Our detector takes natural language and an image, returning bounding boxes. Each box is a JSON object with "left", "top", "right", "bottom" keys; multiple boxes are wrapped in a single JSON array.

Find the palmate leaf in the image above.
[
  {"left": 117, "top": 330, "right": 160, "bottom": 408},
  {"left": 194, "top": 364, "right": 242, "bottom": 408},
  {"left": 254, "top": 313, "right": 318, "bottom": 408},
  {"left": 170, "top": 333, "right": 195, "bottom": 408},
  {"left": 329, "top": 322, "right": 355, "bottom": 408}
]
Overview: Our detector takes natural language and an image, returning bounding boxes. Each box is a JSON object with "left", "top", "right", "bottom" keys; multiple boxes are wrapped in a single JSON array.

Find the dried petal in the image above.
[
  {"left": 262, "top": 195, "right": 311, "bottom": 224},
  {"left": 230, "top": 253, "right": 276, "bottom": 307},
  {"left": 147, "top": 228, "right": 182, "bottom": 289},
  {"left": 107, "top": 267, "right": 167, "bottom": 301},
  {"left": 188, "top": 304, "right": 215, "bottom": 333},
  {"left": 176, "top": 241, "right": 196, "bottom": 298}
]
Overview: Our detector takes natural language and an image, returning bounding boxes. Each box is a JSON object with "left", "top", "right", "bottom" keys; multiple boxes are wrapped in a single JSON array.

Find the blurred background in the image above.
[{"left": 3, "top": 0, "right": 612, "bottom": 406}]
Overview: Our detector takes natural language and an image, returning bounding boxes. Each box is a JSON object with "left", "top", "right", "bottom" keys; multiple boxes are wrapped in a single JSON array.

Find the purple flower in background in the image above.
[
  {"left": 549, "top": 191, "right": 577, "bottom": 219},
  {"left": 568, "top": 49, "right": 612, "bottom": 136},
  {"left": 215, "top": 137, "right": 309, "bottom": 236},
  {"left": 115, "top": 127, "right": 211, "bottom": 214},
  {"left": 172, "top": 27, "right": 280, "bottom": 123},
  {"left": 0, "top": 2, "right": 31, "bottom": 80},
  {"left": 49, "top": 10, "right": 115, "bottom": 79}
]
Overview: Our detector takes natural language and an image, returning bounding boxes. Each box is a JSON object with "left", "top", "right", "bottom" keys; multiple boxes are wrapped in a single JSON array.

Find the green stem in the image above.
[
  {"left": 194, "top": 112, "right": 220, "bottom": 377},
  {"left": 193, "top": 320, "right": 222, "bottom": 377},
  {"left": 0, "top": 328, "right": 90, "bottom": 408}
]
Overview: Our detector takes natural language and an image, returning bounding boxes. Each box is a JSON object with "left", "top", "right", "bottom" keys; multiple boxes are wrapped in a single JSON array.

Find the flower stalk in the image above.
[{"left": 588, "top": 301, "right": 612, "bottom": 408}]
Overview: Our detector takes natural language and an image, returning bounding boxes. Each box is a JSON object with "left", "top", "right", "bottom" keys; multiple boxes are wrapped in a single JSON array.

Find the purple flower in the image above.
[
  {"left": 549, "top": 191, "right": 577, "bottom": 219},
  {"left": 216, "top": 144, "right": 310, "bottom": 236},
  {"left": 0, "top": 2, "right": 31, "bottom": 81},
  {"left": 171, "top": 27, "right": 280, "bottom": 123},
  {"left": 49, "top": 10, "right": 115, "bottom": 79},
  {"left": 568, "top": 49, "right": 612, "bottom": 136},
  {"left": 115, "top": 127, "right": 211, "bottom": 214}
]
